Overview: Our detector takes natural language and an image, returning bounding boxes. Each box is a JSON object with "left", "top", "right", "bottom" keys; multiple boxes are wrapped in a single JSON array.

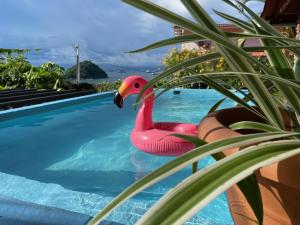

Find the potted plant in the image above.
[{"left": 88, "top": 0, "right": 300, "bottom": 224}]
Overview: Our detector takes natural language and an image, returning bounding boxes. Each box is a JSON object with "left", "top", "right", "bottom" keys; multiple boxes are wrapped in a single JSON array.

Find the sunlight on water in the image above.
[{"left": 0, "top": 89, "right": 235, "bottom": 225}]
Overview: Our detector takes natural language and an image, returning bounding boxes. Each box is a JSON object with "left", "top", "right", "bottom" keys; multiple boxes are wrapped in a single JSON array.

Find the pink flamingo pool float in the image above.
[{"left": 114, "top": 75, "right": 198, "bottom": 156}]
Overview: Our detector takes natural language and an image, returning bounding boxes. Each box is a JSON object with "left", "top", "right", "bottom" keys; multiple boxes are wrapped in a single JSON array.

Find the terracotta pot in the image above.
[{"left": 197, "top": 107, "right": 300, "bottom": 225}]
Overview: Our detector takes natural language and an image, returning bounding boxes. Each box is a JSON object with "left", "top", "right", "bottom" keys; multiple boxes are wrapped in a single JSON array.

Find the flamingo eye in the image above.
[{"left": 134, "top": 83, "right": 140, "bottom": 88}]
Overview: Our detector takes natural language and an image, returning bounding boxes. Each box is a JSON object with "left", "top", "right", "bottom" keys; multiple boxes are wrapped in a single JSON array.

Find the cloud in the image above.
[{"left": 0, "top": 0, "right": 264, "bottom": 67}]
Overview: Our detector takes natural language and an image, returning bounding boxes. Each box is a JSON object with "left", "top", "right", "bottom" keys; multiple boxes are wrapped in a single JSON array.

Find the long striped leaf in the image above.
[
  {"left": 214, "top": 9, "right": 300, "bottom": 52},
  {"left": 128, "top": 35, "right": 203, "bottom": 53},
  {"left": 177, "top": 0, "right": 283, "bottom": 128},
  {"left": 87, "top": 132, "right": 297, "bottom": 225},
  {"left": 236, "top": 4, "right": 300, "bottom": 116},
  {"left": 171, "top": 134, "right": 206, "bottom": 146},
  {"left": 136, "top": 141, "right": 300, "bottom": 225},
  {"left": 129, "top": 32, "right": 300, "bottom": 54},
  {"left": 224, "top": 0, "right": 300, "bottom": 56},
  {"left": 186, "top": 75, "right": 264, "bottom": 118},
  {"left": 230, "top": 121, "right": 283, "bottom": 132},
  {"left": 121, "top": 0, "right": 277, "bottom": 75},
  {"left": 208, "top": 97, "right": 227, "bottom": 113},
  {"left": 135, "top": 52, "right": 221, "bottom": 106},
  {"left": 185, "top": 72, "right": 300, "bottom": 92},
  {"left": 213, "top": 10, "right": 255, "bottom": 33},
  {"left": 244, "top": 45, "right": 300, "bottom": 52},
  {"left": 152, "top": 71, "right": 257, "bottom": 117}
]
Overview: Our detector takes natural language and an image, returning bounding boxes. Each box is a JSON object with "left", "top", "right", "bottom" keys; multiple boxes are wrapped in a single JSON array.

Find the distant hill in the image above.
[{"left": 65, "top": 60, "right": 108, "bottom": 79}]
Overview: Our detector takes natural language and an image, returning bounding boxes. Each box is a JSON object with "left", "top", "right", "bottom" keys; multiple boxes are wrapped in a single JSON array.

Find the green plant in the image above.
[
  {"left": 162, "top": 48, "right": 247, "bottom": 89},
  {"left": 162, "top": 48, "right": 216, "bottom": 88},
  {"left": 0, "top": 54, "right": 65, "bottom": 89},
  {"left": 24, "top": 62, "right": 65, "bottom": 89},
  {"left": 88, "top": 0, "right": 300, "bottom": 225}
]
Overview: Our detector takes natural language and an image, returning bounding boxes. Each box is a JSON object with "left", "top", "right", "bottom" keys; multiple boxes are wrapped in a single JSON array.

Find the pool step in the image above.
[{"left": 0, "top": 195, "right": 121, "bottom": 225}]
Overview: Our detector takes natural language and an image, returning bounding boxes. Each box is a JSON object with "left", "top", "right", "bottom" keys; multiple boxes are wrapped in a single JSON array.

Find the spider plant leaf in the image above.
[
  {"left": 155, "top": 75, "right": 261, "bottom": 119},
  {"left": 188, "top": 0, "right": 281, "bottom": 128},
  {"left": 184, "top": 75, "right": 264, "bottom": 119},
  {"left": 172, "top": 134, "right": 226, "bottom": 174},
  {"left": 136, "top": 141, "right": 300, "bottom": 225},
  {"left": 87, "top": 132, "right": 297, "bottom": 225},
  {"left": 128, "top": 35, "right": 203, "bottom": 53},
  {"left": 249, "top": 22, "right": 300, "bottom": 115},
  {"left": 193, "top": 72, "right": 300, "bottom": 92},
  {"left": 129, "top": 33, "right": 300, "bottom": 55},
  {"left": 188, "top": 71, "right": 300, "bottom": 123},
  {"left": 153, "top": 77, "right": 205, "bottom": 101},
  {"left": 234, "top": 0, "right": 279, "bottom": 35},
  {"left": 208, "top": 97, "right": 227, "bottom": 113},
  {"left": 213, "top": 10, "right": 255, "bottom": 33},
  {"left": 243, "top": 45, "right": 300, "bottom": 52},
  {"left": 135, "top": 52, "right": 221, "bottom": 106},
  {"left": 252, "top": 23, "right": 294, "bottom": 79},
  {"left": 128, "top": 32, "right": 288, "bottom": 53},
  {"left": 236, "top": 174, "right": 263, "bottom": 225},
  {"left": 230, "top": 121, "right": 283, "bottom": 132},
  {"left": 147, "top": 75, "right": 208, "bottom": 105},
  {"left": 177, "top": 0, "right": 284, "bottom": 128},
  {"left": 171, "top": 134, "right": 206, "bottom": 147},
  {"left": 228, "top": 32, "right": 300, "bottom": 47},
  {"left": 230, "top": 0, "right": 300, "bottom": 56},
  {"left": 122, "top": 0, "right": 275, "bottom": 76}
]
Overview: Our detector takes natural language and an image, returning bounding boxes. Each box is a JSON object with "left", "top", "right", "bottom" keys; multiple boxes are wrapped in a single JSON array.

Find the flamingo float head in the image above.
[{"left": 114, "top": 75, "right": 151, "bottom": 108}]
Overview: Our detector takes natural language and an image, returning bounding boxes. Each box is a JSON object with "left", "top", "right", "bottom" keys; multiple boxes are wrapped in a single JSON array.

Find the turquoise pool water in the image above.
[{"left": 0, "top": 89, "right": 234, "bottom": 225}]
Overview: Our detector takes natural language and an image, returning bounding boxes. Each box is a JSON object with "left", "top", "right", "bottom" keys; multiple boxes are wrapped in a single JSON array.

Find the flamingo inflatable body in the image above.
[{"left": 114, "top": 76, "right": 197, "bottom": 156}]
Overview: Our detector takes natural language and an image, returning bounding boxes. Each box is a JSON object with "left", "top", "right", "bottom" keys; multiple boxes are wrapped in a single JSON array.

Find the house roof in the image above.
[{"left": 261, "top": 0, "right": 300, "bottom": 24}]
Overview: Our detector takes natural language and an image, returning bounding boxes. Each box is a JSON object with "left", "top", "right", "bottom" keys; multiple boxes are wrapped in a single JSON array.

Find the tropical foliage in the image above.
[
  {"left": 88, "top": 0, "right": 300, "bottom": 225},
  {"left": 0, "top": 54, "right": 65, "bottom": 89},
  {"left": 162, "top": 48, "right": 246, "bottom": 89}
]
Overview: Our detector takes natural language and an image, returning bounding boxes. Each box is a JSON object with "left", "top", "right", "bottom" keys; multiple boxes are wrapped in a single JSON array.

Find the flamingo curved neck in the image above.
[{"left": 134, "top": 91, "right": 154, "bottom": 132}]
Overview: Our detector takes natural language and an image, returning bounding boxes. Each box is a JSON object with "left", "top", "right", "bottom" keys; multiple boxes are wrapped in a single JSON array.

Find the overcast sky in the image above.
[{"left": 0, "top": 0, "right": 264, "bottom": 67}]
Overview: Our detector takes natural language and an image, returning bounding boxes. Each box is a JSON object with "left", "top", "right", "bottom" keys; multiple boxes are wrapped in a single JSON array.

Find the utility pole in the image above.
[{"left": 75, "top": 44, "right": 80, "bottom": 87}]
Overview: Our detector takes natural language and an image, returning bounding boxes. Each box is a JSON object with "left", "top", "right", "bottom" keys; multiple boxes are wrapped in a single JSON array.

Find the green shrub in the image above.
[
  {"left": 162, "top": 48, "right": 244, "bottom": 89},
  {"left": 0, "top": 54, "right": 65, "bottom": 89},
  {"left": 24, "top": 62, "right": 65, "bottom": 89}
]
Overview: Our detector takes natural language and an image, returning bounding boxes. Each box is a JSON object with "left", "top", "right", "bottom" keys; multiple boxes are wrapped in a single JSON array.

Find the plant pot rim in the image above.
[{"left": 197, "top": 106, "right": 300, "bottom": 190}]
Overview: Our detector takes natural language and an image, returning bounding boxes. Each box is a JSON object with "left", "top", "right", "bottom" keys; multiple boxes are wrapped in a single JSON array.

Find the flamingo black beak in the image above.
[{"left": 114, "top": 92, "right": 123, "bottom": 108}]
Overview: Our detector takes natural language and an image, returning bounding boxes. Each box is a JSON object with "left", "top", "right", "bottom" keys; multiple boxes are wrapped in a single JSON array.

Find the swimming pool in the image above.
[{"left": 0, "top": 89, "right": 234, "bottom": 225}]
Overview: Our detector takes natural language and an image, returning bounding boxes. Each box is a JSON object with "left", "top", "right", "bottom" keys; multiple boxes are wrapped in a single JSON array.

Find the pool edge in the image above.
[{"left": 0, "top": 91, "right": 114, "bottom": 121}]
